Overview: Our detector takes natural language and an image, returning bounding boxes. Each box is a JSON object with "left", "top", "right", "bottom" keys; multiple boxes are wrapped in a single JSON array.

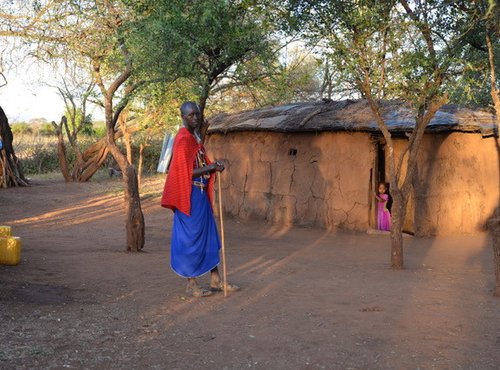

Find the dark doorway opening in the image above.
[
  {"left": 376, "top": 141, "right": 386, "bottom": 185},
  {"left": 369, "top": 138, "right": 387, "bottom": 228}
]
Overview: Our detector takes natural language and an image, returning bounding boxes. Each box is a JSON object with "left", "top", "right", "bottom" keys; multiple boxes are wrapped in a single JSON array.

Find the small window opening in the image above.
[{"left": 288, "top": 148, "right": 298, "bottom": 156}]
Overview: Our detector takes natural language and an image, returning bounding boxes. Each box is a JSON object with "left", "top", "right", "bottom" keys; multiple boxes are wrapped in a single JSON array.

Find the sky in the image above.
[
  {"left": 0, "top": 79, "right": 64, "bottom": 123},
  {"left": 0, "top": 62, "right": 103, "bottom": 123},
  {"left": 0, "top": 59, "right": 65, "bottom": 123}
]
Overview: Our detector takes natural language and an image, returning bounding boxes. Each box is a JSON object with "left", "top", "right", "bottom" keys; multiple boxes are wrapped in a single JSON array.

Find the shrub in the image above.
[
  {"left": 13, "top": 130, "right": 164, "bottom": 177},
  {"left": 20, "top": 145, "right": 60, "bottom": 174},
  {"left": 39, "top": 123, "right": 56, "bottom": 136},
  {"left": 93, "top": 126, "right": 107, "bottom": 138},
  {"left": 10, "top": 123, "right": 33, "bottom": 135},
  {"left": 139, "top": 139, "right": 163, "bottom": 174}
]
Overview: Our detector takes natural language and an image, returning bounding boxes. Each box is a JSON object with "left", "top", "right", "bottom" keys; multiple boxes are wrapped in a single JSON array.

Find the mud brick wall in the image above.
[
  {"left": 411, "top": 133, "right": 499, "bottom": 236},
  {"left": 207, "top": 130, "right": 499, "bottom": 236},
  {"left": 206, "top": 131, "right": 374, "bottom": 231}
]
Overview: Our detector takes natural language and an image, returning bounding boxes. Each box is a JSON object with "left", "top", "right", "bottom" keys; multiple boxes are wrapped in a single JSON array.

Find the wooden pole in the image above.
[{"left": 217, "top": 173, "right": 228, "bottom": 297}]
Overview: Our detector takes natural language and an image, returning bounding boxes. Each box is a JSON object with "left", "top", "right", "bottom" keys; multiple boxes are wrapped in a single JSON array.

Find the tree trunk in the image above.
[
  {"left": 77, "top": 144, "right": 109, "bottom": 182},
  {"left": 118, "top": 113, "right": 133, "bottom": 164},
  {"left": 488, "top": 218, "right": 500, "bottom": 297},
  {"left": 123, "top": 164, "right": 145, "bottom": 252},
  {"left": 106, "top": 136, "right": 145, "bottom": 252},
  {"left": 69, "top": 143, "right": 85, "bottom": 180},
  {"left": 105, "top": 116, "right": 144, "bottom": 251},
  {"left": 52, "top": 118, "right": 73, "bottom": 182},
  {"left": 71, "top": 129, "right": 130, "bottom": 182},
  {"left": 76, "top": 128, "right": 133, "bottom": 182},
  {"left": 0, "top": 105, "right": 28, "bottom": 186},
  {"left": 138, "top": 143, "right": 144, "bottom": 190},
  {"left": 390, "top": 188, "right": 405, "bottom": 269}
]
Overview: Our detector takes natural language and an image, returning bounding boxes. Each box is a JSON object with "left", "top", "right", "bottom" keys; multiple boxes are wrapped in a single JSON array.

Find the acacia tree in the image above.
[
  {"left": 131, "top": 0, "right": 276, "bottom": 137},
  {"left": 0, "top": 2, "right": 105, "bottom": 183},
  {"left": 286, "top": 0, "right": 469, "bottom": 268}
]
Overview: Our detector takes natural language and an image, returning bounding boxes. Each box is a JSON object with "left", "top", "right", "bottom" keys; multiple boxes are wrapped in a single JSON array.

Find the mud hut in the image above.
[{"left": 205, "top": 100, "right": 499, "bottom": 236}]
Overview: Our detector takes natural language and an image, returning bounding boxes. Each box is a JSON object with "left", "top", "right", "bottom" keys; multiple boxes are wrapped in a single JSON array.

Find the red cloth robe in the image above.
[{"left": 161, "top": 127, "right": 215, "bottom": 216}]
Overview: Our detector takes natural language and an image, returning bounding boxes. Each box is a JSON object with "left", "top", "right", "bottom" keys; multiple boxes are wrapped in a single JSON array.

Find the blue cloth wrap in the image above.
[{"left": 170, "top": 184, "right": 221, "bottom": 278}]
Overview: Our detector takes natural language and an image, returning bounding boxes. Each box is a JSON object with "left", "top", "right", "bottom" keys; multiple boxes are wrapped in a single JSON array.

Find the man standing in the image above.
[{"left": 161, "top": 102, "right": 239, "bottom": 297}]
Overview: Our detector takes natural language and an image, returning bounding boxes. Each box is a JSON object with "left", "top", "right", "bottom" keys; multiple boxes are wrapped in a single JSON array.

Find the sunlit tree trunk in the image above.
[
  {"left": 138, "top": 143, "right": 145, "bottom": 190},
  {"left": 51, "top": 117, "right": 72, "bottom": 182},
  {"left": 102, "top": 97, "right": 144, "bottom": 251},
  {"left": 389, "top": 189, "right": 405, "bottom": 269},
  {"left": 106, "top": 137, "right": 145, "bottom": 252}
]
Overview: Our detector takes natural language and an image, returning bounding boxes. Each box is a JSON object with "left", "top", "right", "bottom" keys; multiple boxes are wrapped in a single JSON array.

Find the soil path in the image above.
[{"left": 1, "top": 177, "right": 499, "bottom": 369}]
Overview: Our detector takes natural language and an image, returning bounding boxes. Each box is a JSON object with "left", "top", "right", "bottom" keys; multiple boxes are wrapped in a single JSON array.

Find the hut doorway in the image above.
[
  {"left": 369, "top": 139, "right": 387, "bottom": 228},
  {"left": 376, "top": 142, "right": 386, "bottom": 185}
]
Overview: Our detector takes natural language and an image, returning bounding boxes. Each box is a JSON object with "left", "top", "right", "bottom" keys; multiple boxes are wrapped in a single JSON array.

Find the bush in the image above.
[
  {"left": 14, "top": 134, "right": 70, "bottom": 175},
  {"left": 39, "top": 123, "right": 56, "bottom": 136},
  {"left": 20, "top": 144, "right": 60, "bottom": 174},
  {"left": 13, "top": 130, "right": 164, "bottom": 177},
  {"left": 11, "top": 123, "right": 33, "bottom": 135},
  {"left": 140, "top": 139, "right": 163, "bottom": 174},
  {"left": 93, "top": 126, "right": 107, "bottom": 138}
]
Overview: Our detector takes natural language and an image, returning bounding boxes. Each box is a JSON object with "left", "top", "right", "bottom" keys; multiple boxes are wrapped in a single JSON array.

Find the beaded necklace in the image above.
[{"left": 191, "top": 129, "right": 210, "bottom": 181}]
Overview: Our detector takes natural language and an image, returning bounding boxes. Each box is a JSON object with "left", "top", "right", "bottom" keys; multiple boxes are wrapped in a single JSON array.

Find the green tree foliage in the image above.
[
  {"left": 209, "top": 45, "right": 324, "bottom": 112},
  {"left": 285, "top": 0, "right": 470, "bottom": 102},
  {"left": 131, "top": 79, "right": 198, "bottom": 136},
  {"left": 64, "top": 108, "right": 94, "bottom": 136},
  {"left": 127, "top": 0, "right": 276, "bottom": 117},
  {"left": 446, "top": 0, "right": 500, "bottom": 108}
]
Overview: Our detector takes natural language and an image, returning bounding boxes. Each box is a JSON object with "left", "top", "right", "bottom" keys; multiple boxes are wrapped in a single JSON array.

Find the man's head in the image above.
[{"left": 180, "top": 101, "right": 201, "bottom": 132}]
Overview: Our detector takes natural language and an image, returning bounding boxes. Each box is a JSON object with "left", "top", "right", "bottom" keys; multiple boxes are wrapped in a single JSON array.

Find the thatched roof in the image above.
[{"left": 207, "top": 100, "right": 497, "bottom": 137}]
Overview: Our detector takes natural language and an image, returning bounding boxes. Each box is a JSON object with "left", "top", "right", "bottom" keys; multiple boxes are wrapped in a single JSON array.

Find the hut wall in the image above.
[
  {"left": 411, "top": 133, "right": 499, "bottom": 236},
  {"left": 206, "top": 131, "right": 374, "bottom": 230},
  {"left": 207, "top": 130, "right": 499, "bottom": 236}
]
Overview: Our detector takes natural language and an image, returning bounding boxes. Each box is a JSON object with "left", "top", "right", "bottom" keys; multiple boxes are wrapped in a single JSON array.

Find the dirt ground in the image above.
[{"left": 0, "top": 176, "right": 499, "bottom": 370}]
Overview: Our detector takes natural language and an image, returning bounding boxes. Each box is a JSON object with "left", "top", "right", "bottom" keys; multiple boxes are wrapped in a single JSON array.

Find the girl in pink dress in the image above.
[{"left": 376, "top": 182, "right": 391, "bottom": 231}]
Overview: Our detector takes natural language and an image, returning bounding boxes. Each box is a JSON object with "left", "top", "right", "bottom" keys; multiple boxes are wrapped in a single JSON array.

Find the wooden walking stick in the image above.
[{"left": 217, "top": 173, "right": 228, "bottom": 297}]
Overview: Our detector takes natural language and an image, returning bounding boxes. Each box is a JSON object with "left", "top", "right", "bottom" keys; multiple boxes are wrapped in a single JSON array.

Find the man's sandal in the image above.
[
  {"left": 210, "top": 282, "right": 241, "bottom": 292},
  {"left": 186, "top": 285, "right": 212, "bottom": 297}
]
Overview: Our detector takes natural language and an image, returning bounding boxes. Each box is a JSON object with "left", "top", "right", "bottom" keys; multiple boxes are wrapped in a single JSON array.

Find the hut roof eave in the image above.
[{"left": 207, "top": 100, "right": 498, "bottom": 137}]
